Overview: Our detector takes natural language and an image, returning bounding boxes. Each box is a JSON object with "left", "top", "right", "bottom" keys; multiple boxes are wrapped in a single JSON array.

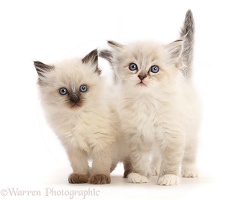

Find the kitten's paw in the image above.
[
  {"left": 151, "top": 167, "right": 159, "bottom": 176},
  {"left": 182, "top": 167, "right": 198, "bottom": 178},
  {"left": 123, "top": 169, "right": 132, "bottom": 178},
  {"left": 68, "top": 173, "right": 88, "bottom": 184},
  {"left": 89, "top": 174, "right": 111, "bottom": 184},
  {"left": 127, "top": 173, "right": 149, "bottom": 183},
  {"left": 158, "top": 174, "right": 180, "bottom": 186}
]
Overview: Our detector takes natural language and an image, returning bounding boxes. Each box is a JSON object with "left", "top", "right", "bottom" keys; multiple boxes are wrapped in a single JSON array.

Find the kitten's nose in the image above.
[
  {"left": 138, "top": 74, "right": 147, "bottom": 81},
  {"left": 69, "top": 93, "right": 80, "bottom": 103}
]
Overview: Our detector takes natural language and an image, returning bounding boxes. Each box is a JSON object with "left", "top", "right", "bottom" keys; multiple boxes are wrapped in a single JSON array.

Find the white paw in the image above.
[
  {"left": 182, "top": 167, "right": 198, "bottom": 178},
  {"left": 158, "top": 174, "right": 180, "bottom": 186},
  {"left": 151, "top": 167, "right": 159, "bottom": 176},
  {"left": 128, "top": 173, "right": 149, "bottom": 183}
]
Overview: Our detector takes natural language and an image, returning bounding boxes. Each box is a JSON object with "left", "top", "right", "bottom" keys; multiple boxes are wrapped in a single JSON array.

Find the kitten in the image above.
[
  {"left": 34, "top": 49, "right": 118, "bottom": 184},
  {"left": 100, "top": 10, "right": 200, "bottom": 186}
]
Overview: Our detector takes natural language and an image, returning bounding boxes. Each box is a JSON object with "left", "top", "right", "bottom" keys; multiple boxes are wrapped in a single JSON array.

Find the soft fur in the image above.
[
  {"left": 34, "top": 49, "right": 120, "bottom": 184},
  {"left": 100, "top": 10, "right": 200, "bottom": 186}
]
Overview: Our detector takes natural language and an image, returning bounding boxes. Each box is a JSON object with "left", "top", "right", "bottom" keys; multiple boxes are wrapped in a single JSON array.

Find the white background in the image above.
[{"left": 1, "top": 0, "right": 249, "bottom": 199}]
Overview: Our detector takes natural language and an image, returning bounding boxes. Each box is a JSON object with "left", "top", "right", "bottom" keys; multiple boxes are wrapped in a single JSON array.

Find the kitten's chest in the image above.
[
  {"left": 56, "top": 114, "right": 99, "bottom": 152},
  {"left": 120, "top": 95, "right": 172, "bottom": 131},
  {"left": 122, "top": 96, "right": 158, "bottom": 129},
  {"left": 125, "top": 95, "right": 157, "bottom": 115}
]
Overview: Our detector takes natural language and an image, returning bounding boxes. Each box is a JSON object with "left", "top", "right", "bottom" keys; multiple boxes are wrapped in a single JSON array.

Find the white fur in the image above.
[
  {"left": 36, "top": 58, "right": 121, "bottom": 183},
  {"left": 158, "top": 174, "right": 180, "bottom": 186},
  {"left": 128, "top": 173, "right": 149, "bottom": 183},
  {"left": 109, "top": 40, "right": 201, "bottom": 185}
]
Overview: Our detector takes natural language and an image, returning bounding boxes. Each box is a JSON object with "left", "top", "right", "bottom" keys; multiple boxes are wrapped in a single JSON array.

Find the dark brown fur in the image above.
[
  {"left": 82, "top": 49, "right": 101, "bottom": 75},
  {"left": 33, "top": 61, "right": 54, "bottom": 85},
  {"left": 66, "top": 93, "right": 84, "bottom": 109},
  {"left": 34, "top": 61, "right": 54, "bottom": 77},
  {"left": 68, "top": 173, "right": 88, "bottom": 184},
  {"left": 89, "top": 174, "right": 111, "bottom": 184},
  {"left": 123, "top": 157, "right": 132, "bottom": 178}
]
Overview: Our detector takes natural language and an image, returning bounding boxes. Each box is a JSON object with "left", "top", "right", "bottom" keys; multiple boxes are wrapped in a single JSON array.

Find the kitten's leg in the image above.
[
  {"left": 151, "top": 155, "right": 161, "bottom": 176},
  {"left": 123, "top": 157, "right": 132, "bottom": 178},
  {"left": 110, "top": 148, "right": 122, "bottom": 173},
  {"left": 157, "top": 133, "right": 185, "bottom": 186},
  {"left": 127, "top": 145, "right": 151, "bottom": 183},
  {"left": 151, "top": 146, "right": 161, "bottom": 176},
  {"left": 89, "top": 145, "right": 113, "bottom": 184},
  {"left": 67, "top": 147, "right": 89, "bottom": 184},
  {"left": 110, "top": 161, "right": 118, "bottom": 173},
  {"left": 181, "top": 136, "right": 198, "bottom": 178}
]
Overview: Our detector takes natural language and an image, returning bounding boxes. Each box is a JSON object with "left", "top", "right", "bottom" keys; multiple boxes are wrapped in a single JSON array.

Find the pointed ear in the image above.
[
  {"left": 103, "top": 40, "right": 125, "bottom": 67},
  {"left": 82, "top": 49, "right": 101, "bottom": 75},
  {"left": 82, "top": 49, "right": 98, "bottom": 65},
  {"left": 33, "top": 61, "right": 54, "bottom": 77},
  {"left": 99, "top": 49, "right": 114, "bottom": 65},
  {"left": 107, "top": 40, "right": 125, "bottom": 51},
  {"left": 165, "top": 40, "right": 184, "bottom": 63}
]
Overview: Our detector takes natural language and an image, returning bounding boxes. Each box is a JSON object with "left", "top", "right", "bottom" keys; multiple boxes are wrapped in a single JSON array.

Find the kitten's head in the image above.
[
  {"left": 102, "top": 40, "right": 184, "bottom": 91},
  {"left": 34, "top": 49, "right": 103, "bottom": 112}
]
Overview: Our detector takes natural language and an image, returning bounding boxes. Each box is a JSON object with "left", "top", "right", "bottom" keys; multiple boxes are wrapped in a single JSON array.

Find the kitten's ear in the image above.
[
  {"left": 82, "top": 49, "right": 98, "bottom": 65},
  {"left": 82, "top": 49, "right": 101, "bottom": 75},
  {"left": 101, "top": 40, "right": 125, "bottom": 66},
  {"left": 164, "top": 40, "right": 184, "bottom": 63},
  {"left": 99, "top": 49, "right": 114, "bottom": 65},
  {"left": 108, "top": 40, "right": 125, "bottom": 51},
  {"left": 33, "top": 61, "right": 54, "bottom": 77}
]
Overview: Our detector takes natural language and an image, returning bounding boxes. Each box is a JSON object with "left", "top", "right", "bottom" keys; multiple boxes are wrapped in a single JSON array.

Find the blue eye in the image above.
[
  {"left": 59, "top": 88, "right": 68, "bottom": 95},
  {"left": 79, "top": 85, "right": 87, "bottom": 92},
  {"left": 129, "top": 63, "right": 138, "bottom": 71},
  {"left": 150, "top": 65, "right": 159, "bottom": 73}
]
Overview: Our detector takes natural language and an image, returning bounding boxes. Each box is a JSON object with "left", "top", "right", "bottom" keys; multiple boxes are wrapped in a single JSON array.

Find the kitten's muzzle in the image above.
[{"left": 69, "top": 93, "right": 80, "bottom": 104}]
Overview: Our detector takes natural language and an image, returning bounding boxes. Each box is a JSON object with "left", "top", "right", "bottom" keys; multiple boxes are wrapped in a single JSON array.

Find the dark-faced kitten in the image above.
[{"left": 34, "top": 49, "right": 119, "bottom": 184}]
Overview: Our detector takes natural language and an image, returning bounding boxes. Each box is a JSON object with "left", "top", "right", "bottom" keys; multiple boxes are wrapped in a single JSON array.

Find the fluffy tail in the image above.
[{"left": 180, "top": 9, "right": 195, "bottom": 78}]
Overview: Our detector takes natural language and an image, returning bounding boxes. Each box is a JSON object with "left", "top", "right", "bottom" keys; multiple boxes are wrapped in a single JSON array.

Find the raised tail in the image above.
[{"left": 180, "top": 9, "right": 195, "bottom": 78}]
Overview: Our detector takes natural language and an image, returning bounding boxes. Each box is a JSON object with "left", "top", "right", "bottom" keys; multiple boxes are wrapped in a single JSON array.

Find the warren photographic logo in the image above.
[{"left": 1, "top": 187, "right": 100, "bottom": 199}]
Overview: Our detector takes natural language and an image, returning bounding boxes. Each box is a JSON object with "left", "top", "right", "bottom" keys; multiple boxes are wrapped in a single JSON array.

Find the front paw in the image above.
[
  {"left": 127, "top": 173, "right": 149, "bottom": 183},
  {"left": 89, "top": 174, "right": 111, "bottom": 184},
  {"left": 68, "top": 173, "right": 88, "bottom": 184},
  {"left": 158, "top": 174, "right": 180, "bottom": 186}
]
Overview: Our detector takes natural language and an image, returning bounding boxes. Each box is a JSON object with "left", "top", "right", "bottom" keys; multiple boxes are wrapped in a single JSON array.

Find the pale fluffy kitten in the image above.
[
  {"left": 34, "top": 49, "right": 117, "bottom": 184},
  {"left": 100, "top": 10, "right": 200, "bottom": 186}
]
